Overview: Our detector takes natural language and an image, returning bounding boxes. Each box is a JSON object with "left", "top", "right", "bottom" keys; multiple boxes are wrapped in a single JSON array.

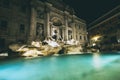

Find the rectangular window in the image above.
[
  {"left": 80, "top": 36, "right": 82, "bottom": 40},
  {"left": 84, "top": 36, "right": 86, "bottom": 41},
  {"left": 20, "top": 24, "right": 25, "bottom": 33},
  {"left": 0, "top": 20, "right": 8, "bottom": 30}
]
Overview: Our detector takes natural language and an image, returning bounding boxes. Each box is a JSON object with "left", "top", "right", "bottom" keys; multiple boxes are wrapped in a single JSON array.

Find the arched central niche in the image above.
[
  {"left": 51, "top": 17, "right": 62, "bottom": 26},
  {"left": 50, "top": 17, "right": 63, "bottom": 40}
]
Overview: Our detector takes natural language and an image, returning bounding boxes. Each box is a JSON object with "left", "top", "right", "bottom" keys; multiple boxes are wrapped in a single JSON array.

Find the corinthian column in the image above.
[
  {"left": 71, "top": 23, "right": 76, "bottom": 40},
  {"left": 44, "top": 6, "right": 50, "bottom": 37},
  {"left": 28, "top": 6, "right": 36, "bottom": 43},
  {"left": 64, "top": 15, "right": 68, "bottom": 41},
  {"left": 46, "top": 12, "right": 50, "bottom": 37}
]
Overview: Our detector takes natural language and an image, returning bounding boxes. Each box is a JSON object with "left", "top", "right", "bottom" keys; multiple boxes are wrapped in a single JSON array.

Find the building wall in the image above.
[
  {"left": 88, "top": 5, "right": 120, "bottom": 46},
  {"left": 0, "top": 0, "right": 88, "bottom": 47},
  {"left": 0, "top": 0, "right": 30, "bottom": 47},
  {"left": 32, "top": 0, "right": 87, "bottom": 44}
]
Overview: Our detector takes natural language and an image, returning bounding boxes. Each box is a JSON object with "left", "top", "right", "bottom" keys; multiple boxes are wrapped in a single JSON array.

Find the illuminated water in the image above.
[{"left": 0, "top": 52, "right": 120, "bottom": 80}]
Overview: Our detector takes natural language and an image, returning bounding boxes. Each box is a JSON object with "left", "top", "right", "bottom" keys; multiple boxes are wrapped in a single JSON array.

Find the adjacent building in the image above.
[
  {"left": 88, "top": 5, "right": 120, "bottom": 49},
  {"left": 0, "top": 0, "right": 88, "bottom": 48}
]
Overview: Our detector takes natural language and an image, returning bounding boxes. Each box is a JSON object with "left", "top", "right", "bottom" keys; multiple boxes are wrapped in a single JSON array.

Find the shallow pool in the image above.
[{"left": 0, "top": 52, "right": 120, "bottom": 80}]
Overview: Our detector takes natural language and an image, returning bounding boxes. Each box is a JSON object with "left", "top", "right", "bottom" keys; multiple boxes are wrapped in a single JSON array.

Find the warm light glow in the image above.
[
  {"left": 91, "top": 35, "right": 102, "bottom": 41},
  {"left": 92, "top": 43, "right": 96, "bottom": 46}
]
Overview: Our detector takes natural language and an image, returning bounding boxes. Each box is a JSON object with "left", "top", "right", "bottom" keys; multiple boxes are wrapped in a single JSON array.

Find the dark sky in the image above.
[{"left": 64, "top": 0, "right": 120, "bottom": 24}]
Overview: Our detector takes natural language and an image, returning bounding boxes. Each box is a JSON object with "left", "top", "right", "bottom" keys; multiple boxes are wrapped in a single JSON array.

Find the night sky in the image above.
[{"left": 64, "top": 0, "right": 120, "bottom": 24}]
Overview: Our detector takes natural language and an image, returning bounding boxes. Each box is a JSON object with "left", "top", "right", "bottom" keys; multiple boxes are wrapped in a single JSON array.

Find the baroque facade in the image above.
[
  {"left": 0, "top": 0, "right": 88, "bottom": 48},
  {"left": 88, "top": 5, "right": 120, "bottom": 46}
]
